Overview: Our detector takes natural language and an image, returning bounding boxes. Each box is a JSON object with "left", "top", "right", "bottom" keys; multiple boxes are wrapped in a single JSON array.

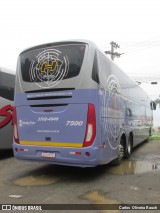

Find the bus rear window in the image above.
[{"left": 20, "top": 44, "right": 86, "bottom": 82}]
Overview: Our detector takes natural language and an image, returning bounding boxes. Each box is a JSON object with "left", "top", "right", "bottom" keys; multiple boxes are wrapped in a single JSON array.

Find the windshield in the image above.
[{"left": 20, "top": 44, "right": 86, "bottom": 87}]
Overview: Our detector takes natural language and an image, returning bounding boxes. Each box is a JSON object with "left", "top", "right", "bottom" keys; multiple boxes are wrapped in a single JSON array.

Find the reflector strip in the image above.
[{"left": 19, "top": 141, "right": 83, "bottom": 148}]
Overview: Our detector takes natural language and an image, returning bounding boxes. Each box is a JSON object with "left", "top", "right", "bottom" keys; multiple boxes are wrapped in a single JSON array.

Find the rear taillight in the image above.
[
  {"left": 13, "top": 107, "right": 19, "bottom": 144},
  {"left": 83, "top": 104, "right": 96, "bottom": 147}
]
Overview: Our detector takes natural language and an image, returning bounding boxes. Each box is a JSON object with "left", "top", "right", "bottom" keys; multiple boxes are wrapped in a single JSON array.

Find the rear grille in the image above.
[
  {"left": 27, "top": 96, "right": 72, "bottom": 100},
  {"left": 25, "top": 88, "right": 75, "bottom": 94},
  {"left": 30, "top": 104, "right": 68, "bottom": 107}
]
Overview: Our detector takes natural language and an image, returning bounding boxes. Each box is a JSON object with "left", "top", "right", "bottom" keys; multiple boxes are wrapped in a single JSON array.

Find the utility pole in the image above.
[{"left": 105, "top": 41, "right": 124, "bottom": 61}]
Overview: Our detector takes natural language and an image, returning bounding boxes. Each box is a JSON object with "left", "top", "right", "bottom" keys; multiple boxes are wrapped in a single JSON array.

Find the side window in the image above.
[
  {"left": 97, "top": 51, "right": 111, "bottom": 88},
  {"left": 92, "top": 52, "right": 99, "bottom": 84}
]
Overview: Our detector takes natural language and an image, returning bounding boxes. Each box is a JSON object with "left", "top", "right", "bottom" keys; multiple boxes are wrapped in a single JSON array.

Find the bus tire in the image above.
[
  {"left": 111, "top": 138, "right": 124, "bottom": 166},
  {"left": 124, "top": 134, "right": 132, "bottom": 159},
  {"left": 145, "top": 128, "right": 151, "bottom": 143}
]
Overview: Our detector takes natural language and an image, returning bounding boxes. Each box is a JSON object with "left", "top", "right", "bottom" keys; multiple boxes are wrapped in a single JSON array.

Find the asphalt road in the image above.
[{"left": 0, "top": 140, "right": 160, "bottom": 213}]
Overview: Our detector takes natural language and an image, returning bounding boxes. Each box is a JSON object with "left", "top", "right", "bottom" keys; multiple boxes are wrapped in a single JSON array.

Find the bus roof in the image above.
[{"left": 19, "top": 39, "right": 97, "bottom": 55}]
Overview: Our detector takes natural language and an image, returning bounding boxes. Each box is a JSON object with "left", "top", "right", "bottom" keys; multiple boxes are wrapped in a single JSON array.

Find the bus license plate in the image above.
[{"left": 42, "top": 152, "right": 55, "bottom": 158}]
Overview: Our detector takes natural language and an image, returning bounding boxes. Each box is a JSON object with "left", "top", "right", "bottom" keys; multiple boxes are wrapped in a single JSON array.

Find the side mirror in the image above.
[
  {"left": 126, "top": 108, "right": 132, "bottom": 117},
  {"left": 150, "top": 101, "right": 156, "bottom": 110}
]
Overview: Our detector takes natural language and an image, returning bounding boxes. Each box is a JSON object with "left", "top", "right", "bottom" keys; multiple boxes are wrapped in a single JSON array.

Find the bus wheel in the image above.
[
  {"left": 124, "top": 135, "right": 132, "bottom": 159},
  {"left": 111, "top": 139, "right": 124, "bottom": 166},
  {"left": 145, "top": 128, "right": 151, "bottom": 143}
]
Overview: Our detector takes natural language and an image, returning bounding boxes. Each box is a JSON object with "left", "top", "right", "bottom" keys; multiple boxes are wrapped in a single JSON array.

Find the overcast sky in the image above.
[{"left": 1, "top": 0, "right": 160, "bottom": 99}]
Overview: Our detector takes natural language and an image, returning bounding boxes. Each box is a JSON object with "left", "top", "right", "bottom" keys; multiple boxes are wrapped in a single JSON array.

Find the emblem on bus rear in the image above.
[{"left": 29, "top": 49, "right": 69, "bottom": 88}]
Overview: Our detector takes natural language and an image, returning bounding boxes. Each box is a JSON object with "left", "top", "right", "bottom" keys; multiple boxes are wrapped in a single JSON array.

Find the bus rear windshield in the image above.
[{"left": 20, "top": 44, "right": 86, "bottom": 82}]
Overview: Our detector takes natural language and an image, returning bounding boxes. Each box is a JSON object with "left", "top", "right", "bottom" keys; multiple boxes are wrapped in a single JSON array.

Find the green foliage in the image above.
[{"left": 150, "top": 131, "right": 160, "bottom": 140}]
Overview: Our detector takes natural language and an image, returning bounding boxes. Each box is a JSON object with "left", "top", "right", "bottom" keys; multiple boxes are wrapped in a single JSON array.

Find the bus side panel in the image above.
[{"left": 99, "top": 89, "right": 126, "bottom": 164}]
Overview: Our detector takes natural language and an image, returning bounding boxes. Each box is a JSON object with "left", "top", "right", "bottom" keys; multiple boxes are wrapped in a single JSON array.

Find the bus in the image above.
[
  {"left": 13, "top": 40, "right": 153, "bottom": 167},
  {"left": 0, "top": 67, "right": 15, "bottom": 149}
]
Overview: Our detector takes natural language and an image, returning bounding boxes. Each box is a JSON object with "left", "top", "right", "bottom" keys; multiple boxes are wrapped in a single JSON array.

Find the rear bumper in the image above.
[{"left": 13, "top": 142, "right": 101, "bottom": 167}]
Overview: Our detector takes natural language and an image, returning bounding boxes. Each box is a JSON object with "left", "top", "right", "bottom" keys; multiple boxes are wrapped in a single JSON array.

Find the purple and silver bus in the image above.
[{"left": 13, "top": 40, "right": 153, "bottom": 167}]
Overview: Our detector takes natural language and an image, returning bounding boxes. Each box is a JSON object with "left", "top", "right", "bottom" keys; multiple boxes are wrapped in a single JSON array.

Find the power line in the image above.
[
  {"left": 118, "top": 35, "right": 160, "bottom": 45},
  {"left": 104, "top": 36, "right": 160, "bottom": 58},
  {"left": 125, "top": 44, "right": 160, "bottom": 54},
  {"left": 124, "top": 41, "right": 160, "bottom": 52},
  {"left": 118, "top": 35, "right": 160, "bottom": 53}
]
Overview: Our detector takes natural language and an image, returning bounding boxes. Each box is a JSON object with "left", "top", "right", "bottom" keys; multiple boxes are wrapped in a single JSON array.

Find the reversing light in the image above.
[{"left": 83, "top": 104, "right": 96, "bottom": 147}]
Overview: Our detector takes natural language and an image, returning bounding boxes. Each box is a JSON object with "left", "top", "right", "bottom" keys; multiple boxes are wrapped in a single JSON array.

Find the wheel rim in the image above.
[
  {"left": 118, "top": 144, "right": 124, "bottom": 160},
  {"left": 127, "top": 140, "right": 131, "bottom": 154}
]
